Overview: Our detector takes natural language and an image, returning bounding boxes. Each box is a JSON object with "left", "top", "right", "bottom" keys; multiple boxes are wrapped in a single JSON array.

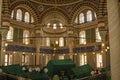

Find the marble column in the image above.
[
  {"left": 2, "top": 0, "right": 10, "bottom": 28},
  {"left": 99, "top": 30, "right": 107, "bottom": 67},
  {"left": 0, "top": 0, "right": 2, "bottom": 27},
  {"left": 0, "top": 29, "right": 8, "bottom": 66},
  {"left": 0, "top": 0, "right": 10, "bottom": 66},
  {"left": 67, "top": 25, "right": 74, "bottom": 59},
  {"left": 107, "top": 0, "right": 120, "bottom": 80}
]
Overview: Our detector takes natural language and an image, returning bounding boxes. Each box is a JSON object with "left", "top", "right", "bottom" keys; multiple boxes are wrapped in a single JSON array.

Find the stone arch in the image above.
[
  {"left": 70, "top": 1, "right": 98, "bottom": 24},
  {"left": 39, "top": 7, "right": 70, "bottom": 24},
  {"left": 10, "top": 0, "right": 39, "bottom": 24}
]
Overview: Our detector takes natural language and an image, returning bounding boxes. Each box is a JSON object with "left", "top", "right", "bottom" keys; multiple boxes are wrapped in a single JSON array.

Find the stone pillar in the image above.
[
  {"left": 0, "top": 0, "right": 2, "bottom": 27},
  {"left": 99, "top": 30, "right": 107, "bottom": 67},
  {"left": 67, "top": 25, "right": 74, "bottom": 59},
  {"left": 0, "top": 29, "right": 8, "bottom": 66},
  {"left": 0, "top": 0, "right": 10, "bottom": 66},
  {"left": 2, "top": 0, "right": 10, "bottom": 28},
  {"left": 34, "top": 25, "right": 43, "bottom": 66},
  {"left": 107, "top": 0, "right": 120, "bottom": 80},
  {"left": 97, "top": 0, "right": 108, "bottom": 68}
]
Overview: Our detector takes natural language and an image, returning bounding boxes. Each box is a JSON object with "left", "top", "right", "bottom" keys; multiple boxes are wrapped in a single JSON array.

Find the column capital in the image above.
[{"left": 0, "top": 27, "right": 8, "bottom": 37}]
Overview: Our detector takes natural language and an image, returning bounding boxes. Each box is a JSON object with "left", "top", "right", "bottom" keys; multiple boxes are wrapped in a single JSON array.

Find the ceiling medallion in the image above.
[{"left": 37, "top": 5, "right": 44, "bottom": 12}]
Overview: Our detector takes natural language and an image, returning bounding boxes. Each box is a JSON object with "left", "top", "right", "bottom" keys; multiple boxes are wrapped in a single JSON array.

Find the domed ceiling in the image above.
[{"left": 30, "top": 0, "right": 82, "bottom": 6}]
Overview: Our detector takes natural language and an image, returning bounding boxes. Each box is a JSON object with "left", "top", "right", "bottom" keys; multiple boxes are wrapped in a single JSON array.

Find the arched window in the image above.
[
  {"left": 11, "top": 10, "right": 14, "bottom": 19},
  {"left": 87, "top": 10, "right": 92, "bottom": 22},
  {"left": 23, "top": 30, "right": 30, "bottom": 45},
  {"left": 47, "top": 23, "right": 50, "bottom": 28},
  {"left": 6, "top": 27, "right": 13, "bottom": 41},
  {"left": 80, "top": 53, "right": 87, "bottom": 66},
  {"left": 96, "top": 53, "right": 103, "bottom": 68},
  {"left": 9, "top": 54, "right": 13, "bottom": 65},
  {"left": 22, "top": 54, "right": 29, "bottom": 65},
  {"left": 46, "top": 37, "right": 50, "bottom": 46},
  {"left": 22, "top": 54, "right": 25, "bottom": 65},
  {"left": 96, "top": 28, "right": 101, "bottom": 42},
  {"left": 74, "top": 17, "right": 78, "bottom": 24},
  {"left": 45, "top": 55, "right": 49, "bottom": 65},
  {"left": 4, "top": 53, "right": 13, "bottom": 66},
  {"left": 16, "top": 9, "right": 22, "bottom": 21},
  {"left": 5, "top": 54, "right": 8, "bottom": 66},
  {"left": 25, "top": 55, "right": 29, "bottom": 65},
  {"left": 59, "top": 23, "right": 63, "bottom": 28},
  {"left": 24, "top": 12, "right": 30, "bottom": 23},
  {"left": 59, "top": 37, "right": 64, "bottom": 47},
  {"left": 53, "top": 23, "right": 57, "bottom": 29},
  {"left": 79, "top": 13, "right": 85, "bottom": 23},
  {"left": 94, "top": 12, "right": 97, "bottom": 20},
  {"left": 31, "top": 16, "right": 34, "bottom": 23},
  {"left": 79, "top": 31, "right": 86, "bottom": 44}
]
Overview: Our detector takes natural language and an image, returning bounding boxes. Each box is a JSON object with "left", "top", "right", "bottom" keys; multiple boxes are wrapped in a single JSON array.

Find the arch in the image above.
[
  {"left": 70, "top": 1, "right": 98, "bottom": 24},
  {"left": 10, "top": 0, "right": 39, "bottom": 24},
  {"left": 40, "top": 7, "right": 69, "bottom": 24}
]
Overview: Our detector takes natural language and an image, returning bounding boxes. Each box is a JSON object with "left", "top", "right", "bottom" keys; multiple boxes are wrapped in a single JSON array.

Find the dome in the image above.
[
  {"left": 42, "top": 20, "right": 67, "bottom": 34},
  {"left": 30, "top": 0, "right": 82, "bottom": 6},
  {"left": 41, "top": 11, "right": 68, "bottom": 34}
]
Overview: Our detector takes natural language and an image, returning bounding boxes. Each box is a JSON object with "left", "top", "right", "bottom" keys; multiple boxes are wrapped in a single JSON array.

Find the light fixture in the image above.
[
  {"left": 13, "top": 51, "right": 16, "bottom": 54},
  {"left": 102, "top": 43, "right": 105, "bottom": 47},
  {"left": 93, "top": 52, "right": 95, "bottom": 54},
  {"left": 107, "top": 46, "right": 109, "bottom": 49},
  {"left": 74, "top": 53, "right": 77, "bottom": 55},
  {"left": 25, "top": 42, "right": 29, "bottom": 45},
  {"left": 53, "top": 47, "right": 56, "bottom": 51},
  {"left": 3, "top": 49, "right": 6, "bottom": 52},
  {"left": 23, "top": 52, "right": 25, "bottom": 54},
  {"left": 5, "top": 43, "right": 8, "bottom": 47},
  {"left": 105, "top": 49, "right": 107, "bottom": 52},
  {"left": 53, "top": 54, "right": 55, "bottom": 56},
  {"left": 84, "top": 42, "right": 86, "bottom": 45},
  {"left": 55, "top": 41, "right": 58, "bottom": 45},
  {"left": 101, "top": 50, "right": 103, "bottom": 53}
]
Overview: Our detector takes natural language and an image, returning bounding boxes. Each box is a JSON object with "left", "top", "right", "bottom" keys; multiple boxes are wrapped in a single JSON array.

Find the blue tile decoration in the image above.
[
  {"left": 1, "top": 44, "right": 101, "bottom": 53},
  {"left": 73, "top": 45, "right": 101, "bottom": 53},
  {"left": 6, "top": 45, "right": 36, "bottom": 53},
  {"left": 40, "top": 48, "right": 54, "bottom": 54},
  {"left": 40, "top": 48, "right": 69, "bottom": 54},
  {"left": 55, "top": 48, "right": 69, "bottom": 54}
]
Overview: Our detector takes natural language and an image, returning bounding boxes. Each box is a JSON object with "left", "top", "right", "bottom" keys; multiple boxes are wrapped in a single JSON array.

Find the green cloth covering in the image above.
[
  {"left": 47, "top": 59, "right": 75, "bottom": 76},
  {"left": 72, "top": 64, "right": 93, "bottom": 78},
  {"left": 52, "top": 75, "right": 60, "bottom": 80}
]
